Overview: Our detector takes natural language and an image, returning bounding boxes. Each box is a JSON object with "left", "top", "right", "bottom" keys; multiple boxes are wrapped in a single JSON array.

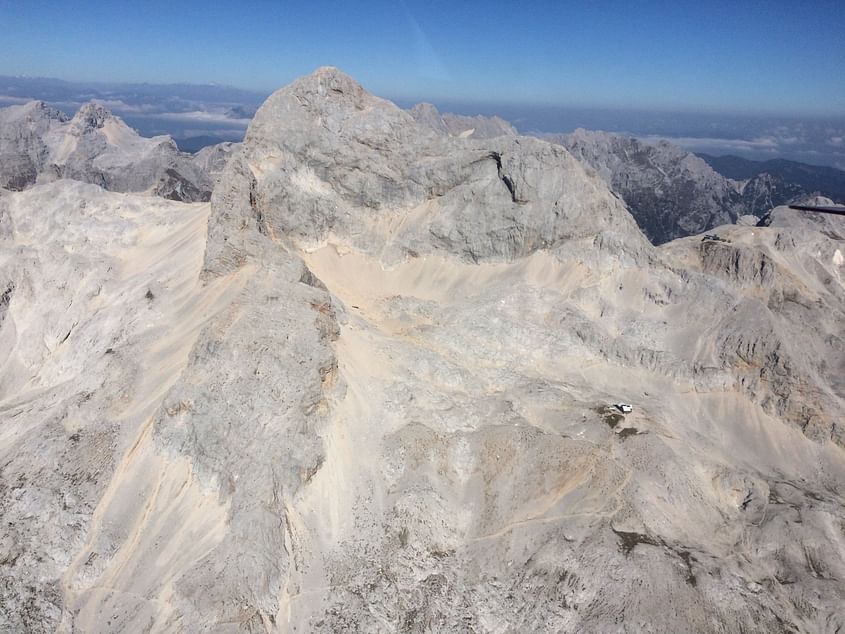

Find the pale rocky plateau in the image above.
[{"left": 0, "top": 67, "right": 844, "bottom": 633}]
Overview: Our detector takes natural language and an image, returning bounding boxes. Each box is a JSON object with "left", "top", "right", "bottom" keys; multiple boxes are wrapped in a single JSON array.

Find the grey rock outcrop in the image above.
[
  {"left": 0, "top": 101, "right": 233, "bottom": 202},
  {"left": 0, "top": 101, "right": 67, "bottom": 191},
  {"left": 1, "top": 68, "right": 844, "bottom": 633}
]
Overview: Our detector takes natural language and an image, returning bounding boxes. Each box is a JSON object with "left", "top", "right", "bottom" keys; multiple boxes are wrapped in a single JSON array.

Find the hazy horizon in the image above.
[{"left": 2, "top": 72, "right": 844, "bottom": 170}]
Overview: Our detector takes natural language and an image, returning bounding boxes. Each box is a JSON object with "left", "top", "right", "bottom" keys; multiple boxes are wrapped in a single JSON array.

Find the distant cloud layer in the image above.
[
  {"left": 635, "top": 120, "right": 845, "bottom": 169},
  {"left": 640, "top": 135, "right": 782, "bottom": 153},
  {"left": 0, "top": 94, "right": 32, "bottom": 104},
  {"left": 1, "top": 75, "right": 843, "bottom": 169},
  {"left": 636, "top": 120, "right": 845, "bottom": 167},
  {"left": 153, "top": 110, "right": 252, "bottom": 125},
  {"left": 0, "top": 75, "right": 266, "bottom": 144}
]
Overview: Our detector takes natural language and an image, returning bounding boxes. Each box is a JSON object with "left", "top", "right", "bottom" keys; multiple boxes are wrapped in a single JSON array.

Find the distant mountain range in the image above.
[
  {"left": 0, "top": 75, "right": 268, "bottom": 105},
  {"left": 3, "top": 93, "right": 843, "bottom": 245},
  {"left": 0, "top": 100, "right": 235, "bottom": 201},
  {"left": 546, "top": 130, "right": 845, "bottom": 244},
  {"left": 697, "top": 153, "right": 845, "bottom": 202}
]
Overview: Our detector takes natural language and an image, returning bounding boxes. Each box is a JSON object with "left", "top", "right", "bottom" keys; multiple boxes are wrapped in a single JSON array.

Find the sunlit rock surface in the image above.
[
  {"left": 0, "top": 101, "right": 231, "bottom": 202},
  {"left": 1, "top": 68, "right": 844, "bottom": 633}
]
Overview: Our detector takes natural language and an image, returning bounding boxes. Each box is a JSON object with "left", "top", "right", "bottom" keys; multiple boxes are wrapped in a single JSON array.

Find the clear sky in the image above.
[{"left": 1, "top": 0, "right": 843, "bottom": 114}]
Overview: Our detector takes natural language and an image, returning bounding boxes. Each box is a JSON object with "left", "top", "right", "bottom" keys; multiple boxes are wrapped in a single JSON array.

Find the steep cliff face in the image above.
[
  {"left": 0, "top": 101, "right": 229, "bottom": 202},
  {"left": 737, "top": 171, "right": 806, "bottom": 217},
  {"left": 1, "top": 69, "right": 844, "bottom": 633},
  {"left": 0, "top": 101, "right": 67, "bottom": 191}
]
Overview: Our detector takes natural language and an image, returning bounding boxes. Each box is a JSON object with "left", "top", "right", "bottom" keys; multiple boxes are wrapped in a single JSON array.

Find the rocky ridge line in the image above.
[{"left": 0, "top": 100, "right": 237, "bottom": 202}]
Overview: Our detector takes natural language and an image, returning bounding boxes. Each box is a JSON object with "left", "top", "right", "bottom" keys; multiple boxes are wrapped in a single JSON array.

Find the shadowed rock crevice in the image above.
[
  {"left": 0, "top": 281, "right": 13, "bottom": 326},
  {"left": 488, "top": 151, "right": 523, "bottom": 204}
]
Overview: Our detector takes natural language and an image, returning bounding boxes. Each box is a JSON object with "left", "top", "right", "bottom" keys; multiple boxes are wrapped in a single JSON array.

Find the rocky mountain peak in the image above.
[
  {"left": 409, "top": 101, "right": 440, "bottom": 118},
  {"left": 410, "top": 103, "right": 518, "bottom": 140},
  {"left": 550, "top": 129, "right": 835, "bottom": 243},
  {"left": 1, "top": 100, "right": 66, "bottom": 126},
  {"left": 284, "top": 65, "right": 373, "bottom": 111},
  {"left": 243, "top": 66, "right": 411, "bottom": 154},
  {"left": 207, "top": 67, "right": 648, "bottom": 278},
  {"left": 551, "top": 129, "right": 744, "bottom": 243},
  {"left": 24, "top": 99, "right": 48, "bottom": 111},
  {"left": 20, "top": 100, "right": 67, "bottom": 122},
  {"left": 0, "top": 100, "right": 230, "bottom": 200},
  {"left": 70, "top": 102, "right": 113, "bottom": 132},
  {"left": 408, "top": 102, "right": 449, "bottom": 134}
]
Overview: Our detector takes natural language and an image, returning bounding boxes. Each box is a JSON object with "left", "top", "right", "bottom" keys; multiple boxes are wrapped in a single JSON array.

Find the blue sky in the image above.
[{"left": 1, "top": 0, "right": 843, "bottom": 114}]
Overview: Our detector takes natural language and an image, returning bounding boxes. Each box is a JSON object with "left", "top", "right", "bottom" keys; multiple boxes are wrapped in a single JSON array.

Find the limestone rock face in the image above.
[
  {"left": 1, "top": 68, "right": 844, "bottom": 633},
  {"left": 205, "top": 67, "right": 648, "bottom": 277},
  {"left": 0, "top": 101, "right": 230, "bottom": 202},
  {"left": 0, "top": 101, "right": 67, "bottom": 191}
]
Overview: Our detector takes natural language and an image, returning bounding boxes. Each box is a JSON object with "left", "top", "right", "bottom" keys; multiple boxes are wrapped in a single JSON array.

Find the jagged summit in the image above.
[
  {"left": 15, "top": 99, "right": 66, "bottom": 121},
  {"left": 0, "top": 100, "right": 230, "bottom": 200},
  {"left": 312, "top": 64, "right": 344, "bottom": 77},
  {"left": 208, "top": 67, "right": 648, "bottom": 277},
  {"left": 408, "top": 102, "right": 449, "bottom": 134},
  {"left": 294, "top": 65, "right": 365, "bottom": 95},
  {"left": 550, "top": 128, "right": 825, "bottom": 244},
  {"left": 246, "top": 65, "right": 408, "bottom": 147},
  {"left": 0, "top": 101, "right": 68, "bottom": 190},
  {"left": 0, "top": 99, "right": 66, "bottom": 125},
  {"left": 266, "top": 65, "right": 381, "bottom": 117},
  {"left": 550, "top": 128, "right": 739, "bottom": 244},
  {"left": 69, "top": 102, "right": 112, "bottom": 131}
]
